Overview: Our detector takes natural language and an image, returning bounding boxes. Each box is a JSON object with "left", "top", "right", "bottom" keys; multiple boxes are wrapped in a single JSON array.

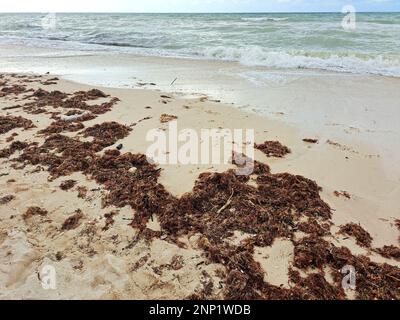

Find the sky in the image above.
[{"left": 0, "top": 0, "right": 399, "bottom": 13}]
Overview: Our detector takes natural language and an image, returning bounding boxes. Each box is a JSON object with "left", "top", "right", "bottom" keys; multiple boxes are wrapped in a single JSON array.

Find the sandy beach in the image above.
[{"left": 0, "top": 70, "right": 399, "bottom": 300}]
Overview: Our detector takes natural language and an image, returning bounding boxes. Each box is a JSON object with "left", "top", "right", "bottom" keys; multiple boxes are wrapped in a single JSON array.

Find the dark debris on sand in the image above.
[
  {"left": 0, "top": 84, "right": 30, "bottom": 97},
  {"left": 297, "top": 218, "right": 331, "bottom": 237},
  {"left": 338, "top": 223, "right": 373, "bottom": 248},
  {"left": 14, "top": 134, "right": 95, "bottom": 179},
  {"left": 60, "top": 180, "right": 77, "bottom": 191},
  {"left": 77, "top": 186, "right": 88, "bottom": 199},
  {"left": 102, "top": 211, "right": 119, "bottom": 231},
  {"left": 21, "top": 87, "right": 119, "bottom": 117},
  {"left": 160, "top": 114, "right": 178, "bottom": 123},
  {"left": 39, "top": 120, "right": 85, "bottom": 135},
  {"left": 62, "top": 209, "right": 84, "bottom": 230},
  {"left": 294, "top": 236, "right": 331, "bottom": 269},
  {"left": 303, "top": 139, "right": 319, "bottom": 144},
  {"left": 157, "top": 169, "right": 331, "bottom": 246},
  {"left": 395, "top": 219, "right": 400, "bottom": 231},
  {"left": 4, "top": 77, "right": 400, "bottom": 300},
  {"left": 0, "top": 141, "right": 31, "bottom": 158},
  {"left": 334, "top": 190, "right": 351, "bottom": 199},
  {"left": 255, "top": 140, "right": 291, "bottom": 158},
  {"left": 0, "top": 195, "right": 15, "bottom": 205},
  {"left": 11, "top": 111, "right": 399, "bottom": 300},
  {"left": 40, "top": 77, "right": 59, "bottom": 86},
  {"left": 0, "top": 115, "right": 36, "bottom": 134},
  {"left": 288, "top": 269, "right": 345, "bottom": 300},
  {"left": 23, "top": 206, "right": 48, "bottom": 220},
  {"left": 328, "top": 246, "right": 400, "bottom": 300},
  {"left": 5, "top": 132, "right": 19, "bottom": 142},
  {"left": 374, "top": 246, "right": 400, "bottom": 261},
  {"left": 82, "top": 122, "right": 132, "bottom": 150}
]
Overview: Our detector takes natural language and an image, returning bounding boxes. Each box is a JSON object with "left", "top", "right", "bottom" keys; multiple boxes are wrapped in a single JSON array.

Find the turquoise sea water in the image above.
[{"left": 0, "top": 12, "right": 399, "bottom": 76}]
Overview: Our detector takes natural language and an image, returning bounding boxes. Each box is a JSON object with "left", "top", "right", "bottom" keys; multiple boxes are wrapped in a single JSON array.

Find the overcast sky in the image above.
[{"left": 0, "top": 0, "right": 398, "bottom": 13}]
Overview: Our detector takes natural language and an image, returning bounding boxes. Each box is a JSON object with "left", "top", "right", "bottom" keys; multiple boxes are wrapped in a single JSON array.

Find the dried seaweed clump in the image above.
[
  {"left": 328, "top": 246, "right": 400, "bottom": 300},
  {"left": 292, "top": 241, "right": 400, "bottom": 300},
  {"left": 294, "top": 236, "right": 331, "bottom": 269},
  {"left": 14, "top": 134, "right": 95, "bottom": 179},
  {"left": 62, "top": 209, "right": 84, "bottom": 230},
  {"left": 297, "top": 218, "right": 331, "bottom": 237},
  {"left": 374, "top": 246, "right": 400, "bottom": 261},
  {"left": 22, "top": 88, "right": 118, "bottom": 116},
  {"left": 23, "top": 206, "right": 48, "bottom": 220},
  {"left": 0, "top": 195, "right": 15, "bottom": 205},
  {"left": 154, "top": 168, "right": 334, "bottom": 300},
  {"left": 63, "top": 93, "right": 119, "bottom": 115},
  {"left": 87, "top": 150, "right": 172, "bottom": 218},
  {"left": 38, "top": 120, "right": 85, "bottom": 135},
  {"left": 75, "top": 89, "right": 109, "bottom": 99},
  {"left": 288, "top": 270, "right": 345, "bottom": 300},
  {"left": 0, "top": 84, "right": 28, "bottom": 97},
  {"left": 158, "top": 169, "right": 331, "bottom": 247},
  {"left": 82, "top": 122, "right": 132, "bottom": 150},
  {"left": 60, "top": 180, "right": 77, "bottom": 191},
  {"left": 0, "top": 141, "right": 30, "bottom": 158},
  {"left": 0, "top": 115, "right": 35, "bottom": 134},
  {"left": 160, "top": 114, "right": 178, "bottom": 123},
  {"left": 255, "top": 140, "right": 291, "bottom": 158},
  {"left": 5, "top": 132, "right": 19, "bottom": 142},
  {"left": 24, "top": 89, "right": 68, "bottom": 108},
  {"left": 14, "top": 121, "right": 132, "bottom": 180},
  {"left": 198, "top": 239, "right": 265, "bottom": 300},
  {"left": 338, "top": 223, "right": 372, "bottom": 248},
  {"left": 195, "top": 237, "right": 345, "bottom": 300},
  {"left": 102, "top": 211, "right": 119, "bottom": 231}
]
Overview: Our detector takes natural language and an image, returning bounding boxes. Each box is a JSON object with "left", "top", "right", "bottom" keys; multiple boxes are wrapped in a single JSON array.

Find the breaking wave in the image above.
[
  {"left": 241, "top": 17, "right": 289, "bottom": 22},
  {"left": 201, "top": 46, "right": 400, "bottom": 77}
]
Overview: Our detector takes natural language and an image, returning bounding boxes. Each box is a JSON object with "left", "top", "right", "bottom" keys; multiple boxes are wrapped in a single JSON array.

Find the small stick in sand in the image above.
[{"left": 217, "top": 189, "right": 234, "bottom": 214}]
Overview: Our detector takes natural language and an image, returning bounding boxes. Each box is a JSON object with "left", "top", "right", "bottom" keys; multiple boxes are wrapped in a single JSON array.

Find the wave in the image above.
[
  {"left": 86, "top": 41, "right": 151, "bottom": 49},
  {"left": 241, "top": 17, "right": 289, "bottom": 22},
  {"left": 1, "top": 34, "right": 400, "bottom": 77},
  {"left": 367, "top": 19, "right": 400, "bottom": 25},
  {"left": 201, "top": 46, "right": 400, "bottom": 77}
]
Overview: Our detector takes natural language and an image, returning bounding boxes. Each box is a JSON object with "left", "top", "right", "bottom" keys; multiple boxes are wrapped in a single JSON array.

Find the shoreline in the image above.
[
  {"left": 0, "top": 72, "right": 399, "bottom": 299},
  {"left": 3, "top": 42, "right": 399, "bottom": 79},
  {"left": 2, "top": 44, "right": 400, "bottom": 181}
]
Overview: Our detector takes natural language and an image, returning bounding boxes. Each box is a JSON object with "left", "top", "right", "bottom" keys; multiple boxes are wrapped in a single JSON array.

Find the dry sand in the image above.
[{"left": 0, "top": 73, "right": 399, "bottom": 300}]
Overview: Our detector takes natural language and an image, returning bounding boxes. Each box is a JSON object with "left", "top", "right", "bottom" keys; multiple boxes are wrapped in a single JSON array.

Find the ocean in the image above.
[{"left": 0, "top": 12, "right": 400, "bottom": 76}]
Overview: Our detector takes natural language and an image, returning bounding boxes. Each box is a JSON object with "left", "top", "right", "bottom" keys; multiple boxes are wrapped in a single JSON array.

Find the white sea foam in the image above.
[
  {"left": 201, "top": 46, "right": 400, "bottom": 77},
  {"left": 241, "top": 17, "right": 289, "bottom": 22}
]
